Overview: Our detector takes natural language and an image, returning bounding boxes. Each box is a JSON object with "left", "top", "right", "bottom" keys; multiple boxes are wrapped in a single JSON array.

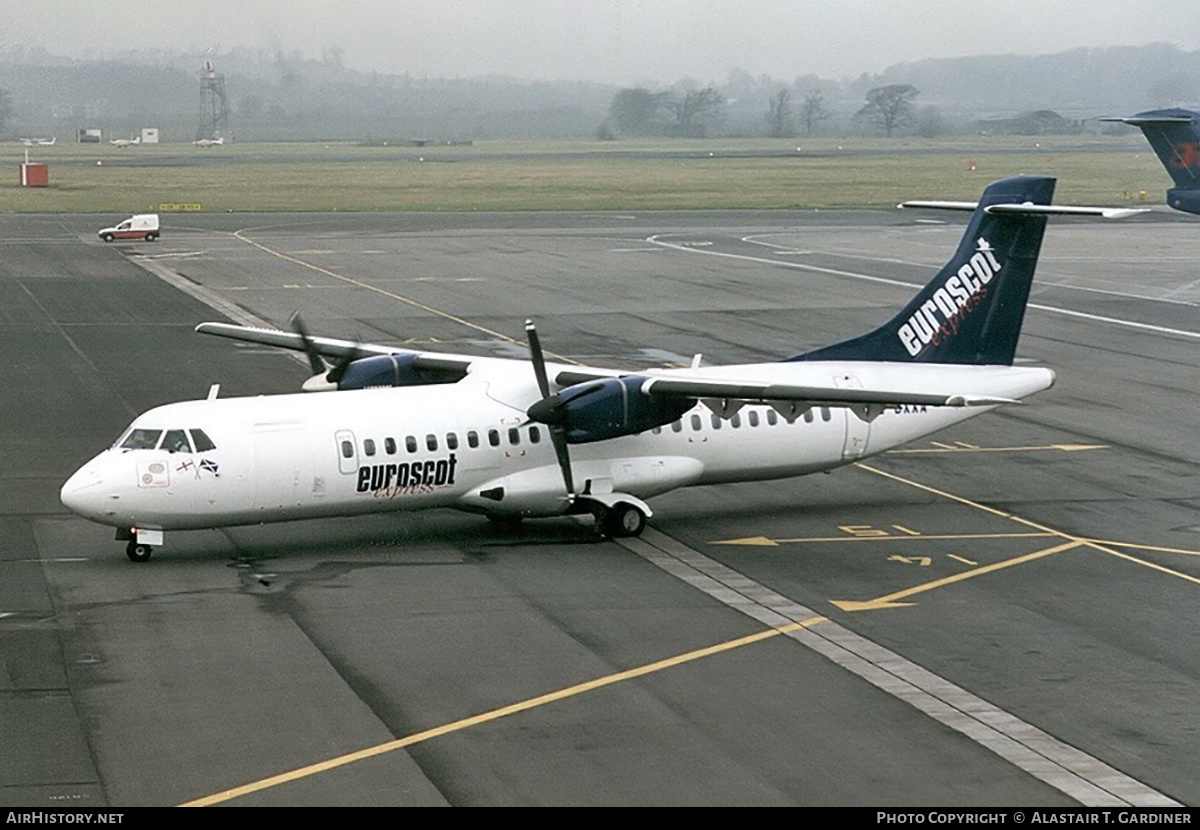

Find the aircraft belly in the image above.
[
  {"left": 865, "top": 405, "right": 998, "bottom": 456},
  {"left": 457, "top": 456, "right": 704, "bottom": 517},
  {"left": 689, "top": 420, "right": 844, "bottom": 485}
]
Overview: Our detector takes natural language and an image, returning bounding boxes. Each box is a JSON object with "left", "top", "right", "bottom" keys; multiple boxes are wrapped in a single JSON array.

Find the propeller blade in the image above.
[
  {"left": 549, "top": 427, "right": 575, "bottom": 499},
  {"left": 288, "top": 311, "right": 328, "bottom": 377},
  {"left": 525, "top": 319, "right": 552, "bottom": 399},
  {"left": 524, "top": 319, "right": 574, "bottom": 501}
]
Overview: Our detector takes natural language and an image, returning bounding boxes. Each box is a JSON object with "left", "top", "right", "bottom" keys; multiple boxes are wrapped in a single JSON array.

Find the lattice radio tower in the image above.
[{"left": 197, "top": 58, "right": 231, "bottom": 141}]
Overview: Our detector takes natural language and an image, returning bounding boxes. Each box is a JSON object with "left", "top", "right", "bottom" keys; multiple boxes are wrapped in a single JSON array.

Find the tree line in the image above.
[
  {"left": 604, "top": 83, "right": 921, "bottom": 139},
  {"left": 1, "top": 42, "right": 1196, "bottom": 142}
]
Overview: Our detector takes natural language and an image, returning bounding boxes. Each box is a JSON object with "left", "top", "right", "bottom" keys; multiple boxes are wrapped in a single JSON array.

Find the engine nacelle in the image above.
[
  {"left": 529, "top": 377, "right": 693, "bottom": 444},
  {"left": 1166, "top": 186, "right": 1200, "bottom": 215},
  {"left": 336, "top": 354, "right": 457, "bottom": 390}
]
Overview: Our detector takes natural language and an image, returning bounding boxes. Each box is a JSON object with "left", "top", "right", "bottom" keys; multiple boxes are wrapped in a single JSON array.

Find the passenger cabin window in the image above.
[
  {"left": 426, "top": 434, "right": 438, "bottom": 452},
  {"left": 488, "top": 429, "right": 500, "bottom": 447},
  {"left": 508, "top": 427, "right": 520, "bottom": 446},
  {"left": 467, "top": 430, "right": 480, "bottom": 449},
  {"left": 406, "top": 436, "right": 418, "bottom": 453},
  {"left": 189, "top": 429, "right": 216, "bottom": 451},
  {"left": 120, "top": 428, "right": 162, "bottom": 450},
  {"left": 691, "top": 414, "right": 702, "bottom": 431},
  {"left": 364, "top": 439, "right": 376, "bottom": 457},
  {"left": 446, "top": 433, "right": 459, "bottom": 450},
  {"left": 340, "top": 440, "right": 354, "bottom": 459},
  {"left": 767, "top": 410, "right": 778, "bottom": 426},
  {"left": 821, "top": 407, "right": 831, "bottom": 422},
  {"left": 385, "top": 437, "right": 397, "bottom": 455},
  {"left": 672, "top": 420, "right": 683, "bottom": 433},
  {"left": 529, "top": 427, "right": 541, "bottom": 444},
  {"left": 710, "top": 414, "right": 722, "bottom": 430},
  {"left": 162, "top": 430, "right": 192, "bottom": 454},
  {"left": 748, "top": 411, "right": 760, "bottom": 427},
  {"left": 730, "top": 414, "right": 741, "bottom": 429},
  {"left": 804, "top": 409, "right": 814, "bottom": 424}
]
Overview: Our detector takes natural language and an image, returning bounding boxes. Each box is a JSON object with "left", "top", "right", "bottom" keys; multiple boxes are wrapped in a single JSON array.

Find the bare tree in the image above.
[
  {"left": 668, "top": 87, "right": 724, "bottom": 137},
  {"left": 765, "top": 87, "right": 794, "bottom": 138},
  {"left": 857, "top": 84, "right": 919, "bottom": 137},
  {"left": 798, "top": 89, "right": 830, "bottom": 136},
  {"left": 607, "top": 88, "right": 669, "bottom": 136}
]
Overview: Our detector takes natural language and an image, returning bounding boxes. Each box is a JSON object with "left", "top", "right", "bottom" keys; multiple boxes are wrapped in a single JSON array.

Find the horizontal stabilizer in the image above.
[
  {"left": 1101, "top": 115, "right": 1194, "bottom": 125},
  {"left": 900, "top": 200, "right": 1147, "bottom": 218}
]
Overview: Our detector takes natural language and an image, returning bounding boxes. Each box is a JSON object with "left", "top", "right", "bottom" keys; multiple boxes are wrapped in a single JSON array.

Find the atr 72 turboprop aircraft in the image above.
[
  {"left": 1103, "top": 108, "right": 1200, "bottom": 215},
  {"left": 61, "top": 176, "right": 1135, "bottom": 562}
]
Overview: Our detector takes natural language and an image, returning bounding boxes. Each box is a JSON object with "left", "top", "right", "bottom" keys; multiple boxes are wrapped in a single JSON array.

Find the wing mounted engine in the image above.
[{"left": 526, "top": 376, "right": 694, "bottom": 444}]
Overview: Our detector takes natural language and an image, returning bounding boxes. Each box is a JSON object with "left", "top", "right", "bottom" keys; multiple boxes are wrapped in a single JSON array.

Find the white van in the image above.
[{"left": 98, "top": 214, "right": 159, "bottom": 242}]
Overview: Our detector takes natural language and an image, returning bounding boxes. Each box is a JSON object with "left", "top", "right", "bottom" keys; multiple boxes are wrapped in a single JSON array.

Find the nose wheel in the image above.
[{"left": 125, "top": 541, "right": 154, "bottom": 563}]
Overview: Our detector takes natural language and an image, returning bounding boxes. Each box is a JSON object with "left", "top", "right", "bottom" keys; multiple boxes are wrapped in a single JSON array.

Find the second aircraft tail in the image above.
[{"left": 1104, "top": 108, "right": 1200, "bottom": 214}]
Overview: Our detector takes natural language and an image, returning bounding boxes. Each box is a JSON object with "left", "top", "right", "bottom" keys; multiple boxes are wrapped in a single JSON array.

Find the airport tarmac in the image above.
[{"left": 1, "top": 206, "right": 1196, "bottom": 806}]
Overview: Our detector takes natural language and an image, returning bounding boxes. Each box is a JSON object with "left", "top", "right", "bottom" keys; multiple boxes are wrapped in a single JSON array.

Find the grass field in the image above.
[{"left": 0, "top": 135, "right": 1167, "bottom": 214}]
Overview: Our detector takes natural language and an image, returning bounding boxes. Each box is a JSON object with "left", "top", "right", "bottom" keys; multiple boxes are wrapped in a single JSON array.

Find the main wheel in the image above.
[
  {"left": 145, "top": 232, "right": 158, "bottom": 242},
  {"left": 601, "top": 503, "right": 647, "bottom": 538},
  {"left": 102, "top": 233, "right": 115, "bottom": 243},
  {"left": 125, "top": 541, "right": 153, "bottom": 563}
]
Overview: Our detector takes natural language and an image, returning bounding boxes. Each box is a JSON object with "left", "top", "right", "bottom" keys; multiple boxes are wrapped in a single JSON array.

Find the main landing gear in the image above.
[
  {"left": 484, "top": 500, "right": 649, "bottom": 540},
  {"left": 125, "top": 540, "right": 154, "bottom": 563},
  {"left": 594, "top": 502, "right": 647, "bottom": 539}
]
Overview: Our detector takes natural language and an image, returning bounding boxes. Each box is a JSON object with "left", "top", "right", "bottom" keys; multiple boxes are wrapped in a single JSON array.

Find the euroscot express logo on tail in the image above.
[{"left": 897, "top": 237, "right": 1001, "bottom": 357}]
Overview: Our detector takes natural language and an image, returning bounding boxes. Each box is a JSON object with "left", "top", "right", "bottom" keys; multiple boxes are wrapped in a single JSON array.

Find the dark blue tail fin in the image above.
[
  {"left": 1107, "top": 108, "right": 1200, "bottom": 214},
  {"left": 787, "top": 175, "right": 1054, "bottom": 366}
]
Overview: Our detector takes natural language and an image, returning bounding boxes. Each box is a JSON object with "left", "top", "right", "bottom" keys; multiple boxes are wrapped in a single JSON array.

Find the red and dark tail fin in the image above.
[
  {"left": 1103, "top": 108, "right": 1200, "bottom": 214},
  {"left": 788, "top": 175, "right": 1055, "bottom": 366}
]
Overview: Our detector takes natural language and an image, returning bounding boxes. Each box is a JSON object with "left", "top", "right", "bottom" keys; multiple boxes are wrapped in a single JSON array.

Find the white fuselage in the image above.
[{"left": 60, "top": 359, "right": 1054, "bottom": 534}]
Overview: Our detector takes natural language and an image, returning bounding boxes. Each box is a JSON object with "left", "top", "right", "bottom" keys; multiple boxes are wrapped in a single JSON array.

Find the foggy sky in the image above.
[{"left": 5, "top": 0, "right": 1199, "bottom": 84}]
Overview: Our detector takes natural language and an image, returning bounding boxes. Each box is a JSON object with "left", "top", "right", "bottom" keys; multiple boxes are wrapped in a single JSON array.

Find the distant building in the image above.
[
  {"left": 975, "top": 110, "right": 1082, "bottom": 136},
  {"left": 140, "top": 128, "right": 160, "bottom": 144},
  {"left": 78, "top": 128, "right": 102, "bottom": 143}
]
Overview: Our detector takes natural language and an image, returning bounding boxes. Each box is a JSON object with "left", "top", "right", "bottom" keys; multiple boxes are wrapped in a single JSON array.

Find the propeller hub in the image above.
[{"left": 526, "top": 396, "right": 565, "bottom": 425}]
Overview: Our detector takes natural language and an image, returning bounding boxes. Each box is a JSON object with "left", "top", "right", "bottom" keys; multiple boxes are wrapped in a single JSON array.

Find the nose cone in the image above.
[{"left": 60, "top": 458, "right": 110, "bottom": 521}]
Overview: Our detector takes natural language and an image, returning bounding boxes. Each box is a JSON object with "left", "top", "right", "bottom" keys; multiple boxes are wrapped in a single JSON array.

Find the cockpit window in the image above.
[
  {"left": 161, "top": 429, "right": 192, "bottom": 454},
  {"left": 120, "top": 428, "right": 162, "bottom": 450},
  {"left": 190, "top": 429, "right": 216, "bottom": 452}
]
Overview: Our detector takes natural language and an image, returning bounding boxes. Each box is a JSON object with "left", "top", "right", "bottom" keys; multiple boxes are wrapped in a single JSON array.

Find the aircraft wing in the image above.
[
  {"left": 198, "top": 323, "right": 1021, "bottom": 417},
  {"left": 195, "top": 322, "right": 475, "bottom": 375},
  {"left": 638, "top": 376, "right": 1017, "bottom": 409},
  {"left": 552, "top": 366, "right": 1020, "bottom": 425}
]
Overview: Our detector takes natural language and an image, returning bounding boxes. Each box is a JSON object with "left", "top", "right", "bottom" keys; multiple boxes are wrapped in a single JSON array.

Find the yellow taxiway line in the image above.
[{"left": 180, "top": 615, "right": 825, "bottom": 806}]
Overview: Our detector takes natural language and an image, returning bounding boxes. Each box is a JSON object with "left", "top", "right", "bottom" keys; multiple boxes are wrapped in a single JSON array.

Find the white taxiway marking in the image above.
[
  {"left": 648, "top": 235, "right": 1200, "bottom": 341},
  {"left": 620, "top": 527, "right": 1179, "bottom": 807}
]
